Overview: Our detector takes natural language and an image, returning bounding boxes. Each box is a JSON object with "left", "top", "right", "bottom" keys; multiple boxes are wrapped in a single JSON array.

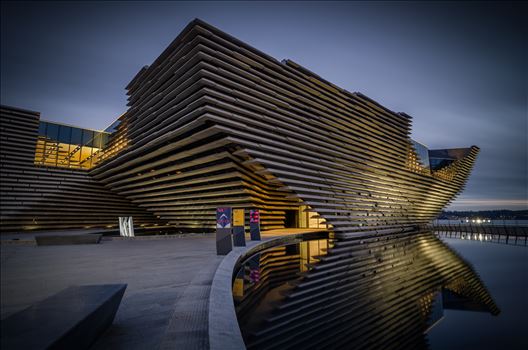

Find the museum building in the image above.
[{"left": 0, "top": 19, "right": 478, "bottom": 233}]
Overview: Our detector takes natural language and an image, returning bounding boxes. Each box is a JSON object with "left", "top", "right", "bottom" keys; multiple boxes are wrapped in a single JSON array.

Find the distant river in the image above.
[{"left": 434, "top": 219, "right": 528, "bottom": 226}]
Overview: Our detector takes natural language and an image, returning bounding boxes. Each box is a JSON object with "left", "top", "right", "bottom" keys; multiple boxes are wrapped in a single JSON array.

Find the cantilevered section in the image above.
[
  {"left": 0, "top": 19, "right": 479, "bottom": 232},
  {"left": 90, "top": 19, "right": 479, "bottom": 232}
]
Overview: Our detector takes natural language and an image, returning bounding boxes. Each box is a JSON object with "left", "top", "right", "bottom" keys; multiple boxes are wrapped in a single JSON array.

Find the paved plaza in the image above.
[{"left": 1, "top": 235, "right": 222, "bottom": 349}]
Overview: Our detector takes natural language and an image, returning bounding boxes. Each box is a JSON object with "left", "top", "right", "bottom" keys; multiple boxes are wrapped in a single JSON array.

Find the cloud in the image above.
[{"left": 449, "top": 199, "right": 528, "bottom": 211}]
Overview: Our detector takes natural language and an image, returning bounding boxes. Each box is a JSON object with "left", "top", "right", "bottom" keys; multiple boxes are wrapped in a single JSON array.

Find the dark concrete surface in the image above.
[
  {"left": 1, "top": 236, "right": 220, "bottom": 349},
  {"left": 1, "top": 284, "right": 126, "bottom": 350}
]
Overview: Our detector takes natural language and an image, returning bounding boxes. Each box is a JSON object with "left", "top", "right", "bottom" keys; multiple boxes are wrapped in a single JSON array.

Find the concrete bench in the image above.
[
  {"left": 1, "top": 284, "right": 127, "bottom": 350},
  {"left": 35, "top": 234, "right": 102, "bottom": 246}
]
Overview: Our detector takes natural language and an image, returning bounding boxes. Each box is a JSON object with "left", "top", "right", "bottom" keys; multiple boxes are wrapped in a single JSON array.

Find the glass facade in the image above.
[
  {"left": 428, "top": 149, "right": 462, "bottom": 171},
  {"left": 430, "top": 158, "right": 455, "bottom": 170},
  {"left": 104, "top": 119, "right": 121, "bottom": 133},
  {"left": 429, "top": 157, "right": 456, "bottom": 170},
  {"left": 412, "top": 140, "right": 431, "bottom": 169},
  {"left": 34, "top": 121, "right": 110, "bottom": 169}
]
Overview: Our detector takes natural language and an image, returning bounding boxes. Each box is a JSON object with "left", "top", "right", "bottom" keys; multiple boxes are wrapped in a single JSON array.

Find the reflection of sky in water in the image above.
[{"left": 428, "top": 239, "right": 528, "bottom": 350}]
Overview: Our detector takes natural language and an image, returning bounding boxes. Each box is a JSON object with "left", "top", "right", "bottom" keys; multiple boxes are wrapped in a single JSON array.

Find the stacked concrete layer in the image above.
[
  {"left": 0, "top": 106, "right": 158, "bottom": 232},
  {"left": 91, "top": 19, "right": 478, "bottom": 231},
  {"left": 243, "top": 229, "right": 499, "bottom": 349}
]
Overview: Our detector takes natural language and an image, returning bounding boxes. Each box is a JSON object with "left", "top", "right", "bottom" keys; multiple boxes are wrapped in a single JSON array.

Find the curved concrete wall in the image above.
[{"left": 208, "top": 229, "right": 499, "bottom": 350}]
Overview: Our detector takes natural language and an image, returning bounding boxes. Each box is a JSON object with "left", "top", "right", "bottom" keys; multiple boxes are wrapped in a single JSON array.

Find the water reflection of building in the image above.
[
  {"left": 234, "top": 236, "right": 332, "bottom": 334},
  {"left": 1, "top": 19, "right": 478, "bottom": 232},
  {"left": 236, "top": 230, "right": 499, "bottom": 349}
]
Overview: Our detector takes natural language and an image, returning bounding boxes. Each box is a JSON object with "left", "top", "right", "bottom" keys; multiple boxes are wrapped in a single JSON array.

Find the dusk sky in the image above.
[{"left": 1, "top": 1, "right": 526, "bottom": 211}]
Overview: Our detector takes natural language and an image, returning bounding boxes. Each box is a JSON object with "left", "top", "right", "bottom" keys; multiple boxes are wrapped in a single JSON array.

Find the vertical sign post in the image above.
[
  {"left": 232, "top": 208, "right": 246, "bottom": 247},
  {"left": 216, "top": 207, "right": 232, "bottom": 255},
  {"left": 250, "top": 209, "right": 261, "bottom": 241}
]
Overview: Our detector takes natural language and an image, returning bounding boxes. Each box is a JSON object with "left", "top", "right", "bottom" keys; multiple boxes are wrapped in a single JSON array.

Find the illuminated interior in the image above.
[
  {"left": 299, "top": 238, "right": 329, "bottom": 272},
  {"left": 407, "top": 140, "right": 432, "bottom": 175},
  {"left": 33, "top": 117, "right": 130, "bottom": 170},
  {"left": 298, "top": 205, "right": 329, "bottom": 229},
  {"left": 34, "top": 121, "right": 109, "bottom": 169},
  {"left": 98, "top": 115, "right": 129, "bottom": 163}
]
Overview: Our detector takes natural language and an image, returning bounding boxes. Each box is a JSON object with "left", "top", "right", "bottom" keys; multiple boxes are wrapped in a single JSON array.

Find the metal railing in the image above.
[{"left": 429, "top": 223, "right": 528, "bottom": 246}]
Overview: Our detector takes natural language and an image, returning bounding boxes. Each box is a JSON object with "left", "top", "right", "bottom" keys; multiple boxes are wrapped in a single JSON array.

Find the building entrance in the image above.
[{"left": 284, "top": 210, "right": 298, "bottom": 228}]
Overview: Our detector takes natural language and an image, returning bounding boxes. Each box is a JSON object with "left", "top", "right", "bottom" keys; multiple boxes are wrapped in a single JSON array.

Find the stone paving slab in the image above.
[
  {"left": 160, "top": 255, "right": 223, "bottom": 350},
  {"left": 1, "top": 236, "right": 220, "bottom": 350}
]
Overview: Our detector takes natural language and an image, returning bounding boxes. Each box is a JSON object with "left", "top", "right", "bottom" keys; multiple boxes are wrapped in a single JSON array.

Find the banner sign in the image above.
[
  {"left": 216, "top": 207, "right": 232, "bottom": 229},
  {"left": 249, "top": 209, "right": 261, "bottom": 241},
  {"left": 249, "top": 268, "right": 261, "bottom": 283},
  {"left": 250, "top": 209, "right": 260, "bottom": 224},
  {"left": 233, "top": 278, "right": 244, "bottom": 298},
  {"left": 249, "top": 255, "right": 261, "bottom": 283},
  {"left": 233, "top": 209, "right": 245, "bottom": 226}
]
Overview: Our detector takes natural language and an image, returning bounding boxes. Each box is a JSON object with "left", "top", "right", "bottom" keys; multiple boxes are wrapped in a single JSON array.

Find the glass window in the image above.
[
  {"left": 43, "top": 143, "right": 58, "bottom": 165},
  {"left": 69, "top": 145, "right": 81, "bottom": 165},
  {"left": 71, "top": 127, "right": 82, "bottom": 145},
  {"left": 92, "top": 132, "right": 104, "bottom": 149},
  {"left": 79, "top": 146, "right": 93, "bottom": 167},
  {"left": 46, "top": 123, "right": 59, "bottom": 140},
  {"left": 82, "top": 130, "right": 94, "bottom": 147},
  {"left": 412, "top": 140, "right": 430, "bottom": 169},
  {"left": 57, "top": 142, "right": 70, "bottom": 167},
  {"left": 38, "top": 122, "right": 47, "bottom": 136},
  {"left": 430, "top": 158, "right": 455, "bottom": 170},
  {"left": 104, "top": 119, "right": 121, "bottom": 133},
  {"left": 101, "top": 133, "right": 109, "bottom": 148},
  {"left": 58, "top": 125, "right": 71, "bottom": 144},
  {"left": 34, "top": 121, "right": 112, "bottom": 169}
]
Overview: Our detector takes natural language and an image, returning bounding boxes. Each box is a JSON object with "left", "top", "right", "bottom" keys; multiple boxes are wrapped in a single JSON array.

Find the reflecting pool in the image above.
[
  {"left": 233, "top": 230, "right": 527, "bottom": 349},
  {"left": 428, "top": 237, "right": 527, "bottom": 350}
]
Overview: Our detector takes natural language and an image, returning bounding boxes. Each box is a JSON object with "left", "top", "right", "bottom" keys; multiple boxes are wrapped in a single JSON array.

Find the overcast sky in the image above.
[{"left": 1, "top": 1, "right": 526, "bottom": 211}]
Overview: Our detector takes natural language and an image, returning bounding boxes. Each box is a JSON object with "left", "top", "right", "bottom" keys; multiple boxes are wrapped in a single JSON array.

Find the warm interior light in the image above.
[{"left": 34, "top": 120, "right": 129, "bottom": 169}]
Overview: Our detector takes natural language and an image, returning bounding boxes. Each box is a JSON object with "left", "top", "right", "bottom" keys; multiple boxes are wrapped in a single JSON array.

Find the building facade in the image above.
[{"left": 0, "top": 19, "right": 478, "bottom": 233}]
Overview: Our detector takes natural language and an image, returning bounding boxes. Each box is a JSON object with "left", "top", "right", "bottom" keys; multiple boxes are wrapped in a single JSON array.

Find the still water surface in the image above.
[
  {"left": 429, "top": 237, "right": 527, "bottom": 350},
  {"left": 234, "top": 231, "right": 527, "bottom": 349}
]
